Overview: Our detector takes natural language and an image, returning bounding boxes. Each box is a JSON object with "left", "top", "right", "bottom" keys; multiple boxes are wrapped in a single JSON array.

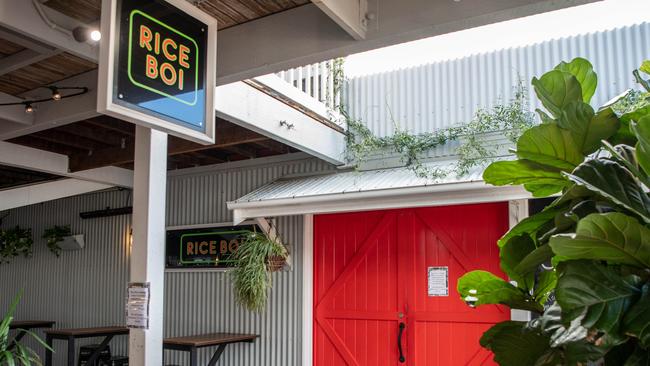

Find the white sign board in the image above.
[
  {"left": 427, "top": 266, "right": 449, "bottom": 297},
  {"left": 126, "top": 282, "right": 151, "bottom": 329},
  {"left": 97, "top": 0, "right": 217, "bottom": 144}
]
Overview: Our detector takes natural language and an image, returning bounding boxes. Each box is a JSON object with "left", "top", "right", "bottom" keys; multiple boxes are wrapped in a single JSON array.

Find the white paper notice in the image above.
[
  {"left": 427, "top": 266, "right": 449, "bottom": 296},
  {"left": 126, "top": 282, "right": 150, "bottom": 329}
]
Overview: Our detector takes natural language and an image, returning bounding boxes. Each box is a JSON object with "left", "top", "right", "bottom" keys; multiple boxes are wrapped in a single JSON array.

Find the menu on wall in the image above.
[
  {"left": 427, "top": 266, "right": 449, "bottom": 297},
  {"left": 126, "top": 282, "right": 150, "bottom": 329}
]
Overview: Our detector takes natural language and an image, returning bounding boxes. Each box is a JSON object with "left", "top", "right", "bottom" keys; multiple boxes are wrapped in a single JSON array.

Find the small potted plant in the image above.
[
  {"left": 42, "top": 225, "right": 71, "bottom": 256},
  {"left": 0, "top": 226, "right": 33, "bottom": 263},
  {"left": 231, "top": 229, "right": 288, "bottom": 312}
]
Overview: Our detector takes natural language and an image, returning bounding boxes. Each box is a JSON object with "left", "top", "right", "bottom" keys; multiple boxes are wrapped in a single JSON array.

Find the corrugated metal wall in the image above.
[
  {"left": 345, "top": 22, "right": 650, "bottom": 140},
  {"left": 0, "top": 153, "right": 334, "bottom": 365}
]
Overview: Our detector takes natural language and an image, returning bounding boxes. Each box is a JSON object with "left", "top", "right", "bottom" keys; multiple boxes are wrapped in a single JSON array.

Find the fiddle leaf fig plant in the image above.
[{"left": 458, "top": 58, "right": 650, "bottom": 365}]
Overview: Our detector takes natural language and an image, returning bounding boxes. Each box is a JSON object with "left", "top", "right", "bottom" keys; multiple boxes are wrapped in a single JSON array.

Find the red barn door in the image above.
[{"left": 313, "top": 203, "right": 510, "bottom": 366}]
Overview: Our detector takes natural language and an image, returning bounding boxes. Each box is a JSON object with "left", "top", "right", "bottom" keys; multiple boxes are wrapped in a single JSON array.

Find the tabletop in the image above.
[
  {"left": 44, "top": 326, "right": 129, "bottom": 338},
  {"left": 163, "top": 333, "right": 258, "bottom": 348},
  {"left": 10, "top": 320, "right": 55, "bottom": 329}
]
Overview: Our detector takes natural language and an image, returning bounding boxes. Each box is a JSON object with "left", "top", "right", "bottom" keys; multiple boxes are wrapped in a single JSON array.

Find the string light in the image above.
[{"left": 0, "top": 86, "right": 88, "bottom": 114}]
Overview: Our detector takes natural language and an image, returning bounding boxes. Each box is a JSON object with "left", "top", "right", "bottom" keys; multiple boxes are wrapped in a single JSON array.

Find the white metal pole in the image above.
[{"left": 129, "top": 125, "right": 168, "bottom": 365}]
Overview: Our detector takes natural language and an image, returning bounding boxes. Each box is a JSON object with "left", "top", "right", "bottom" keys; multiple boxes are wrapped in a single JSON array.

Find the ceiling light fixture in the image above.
[
  {"left": 73, "top": 26, "right": 101, "bottom": 43},
  {"left": 49, "top": 87, "right": 62, "bottom": 101},
  {"left": 24, "top": 103, "right": 34, "bottom": 113}
]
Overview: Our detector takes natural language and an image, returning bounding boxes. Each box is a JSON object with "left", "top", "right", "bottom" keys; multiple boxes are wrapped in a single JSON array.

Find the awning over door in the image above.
[{"left": 227, "top": 160, "right": 529, "bottom": 223}]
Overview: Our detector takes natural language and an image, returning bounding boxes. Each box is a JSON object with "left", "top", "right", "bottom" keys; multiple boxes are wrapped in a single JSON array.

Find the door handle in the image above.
[{"left": 397, "top": 322, "right": 406, "bottom": 363}]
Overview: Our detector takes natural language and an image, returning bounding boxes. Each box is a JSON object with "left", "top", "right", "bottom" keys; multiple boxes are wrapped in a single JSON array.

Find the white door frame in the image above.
[{"left": 300, "top": 200, "right": 529, "bottom": 365}]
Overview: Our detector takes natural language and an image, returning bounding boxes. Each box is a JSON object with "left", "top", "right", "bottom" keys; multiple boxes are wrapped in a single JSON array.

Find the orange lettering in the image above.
[
  {"left": 160, "top": 63, "right": 176, "bottom": 86},
  {"left": 178, "top": 69, "right": 184, "bottom": 90},
  {"left": 178, "top": 44, "right": 190, "bottom": 68},
  {"left": 154, "top": 32, "right": 160, "bottom": 55},
  {"left": 145, "top": 54, "right": 158, "bottom": 79},
  {"left": 209, "top": 241, "right": 216, "bottom": 255},
  {"left": 139, "top": 25, "right": 152, "bottom": 51},
  {"left": 186, "top": 241, "right": 194, "bottom": 255},
  {"left": 162, "top": 38, "right": 177, "bottom": 61},
  {"left": 220, "top": 240, "right": 228, "bottom": 254}
]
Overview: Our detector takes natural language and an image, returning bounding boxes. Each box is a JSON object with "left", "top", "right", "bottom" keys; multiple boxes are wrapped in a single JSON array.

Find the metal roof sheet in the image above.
[{"left": 232, "top": 160, "right": 486, "bottom": 204}]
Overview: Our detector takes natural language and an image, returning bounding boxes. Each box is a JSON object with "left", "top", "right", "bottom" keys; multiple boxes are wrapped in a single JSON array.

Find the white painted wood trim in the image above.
[
  {"left": 508, "top": 199, "right": 532, "bottom": 322},
  {"left": 0, "top": 179, "right": 112, "bottom": 211},
  {"left": 230, "top": 182, "right": 531, "bottom": 224},
  {"left": 301, "top": 214, "right": 314, "bottom": 366}
]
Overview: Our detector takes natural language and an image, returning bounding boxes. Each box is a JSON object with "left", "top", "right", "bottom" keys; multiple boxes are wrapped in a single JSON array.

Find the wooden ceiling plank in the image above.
[{"left": 68, "top": 125, "right": 268, "bottom": 171}]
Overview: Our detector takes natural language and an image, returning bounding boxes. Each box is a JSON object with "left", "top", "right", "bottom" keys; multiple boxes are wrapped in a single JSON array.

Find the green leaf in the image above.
[
  {"left": 532, "top": 70, "right": 583, "bottom": 118},
  {"left": 623, "top": 284, "right": 650, "bottom": 347},
  {"left": 556, "top": 261, "right": 641, "bottom": 335},
  {"left": 533, "top": 270, "right": 557, "bottom": 305},
  {"left": 641, "top": 60, "right": 650, "bottom": 75},
  {"left": 632, "top": 116, "right": 650, "bottom": 176},
  {"left": 550, "top": 213, "right": 650, "bottom": 268},
  {"left": 577, "top": 106, "right": 619, "bottom": 154},
  {"left": 565, "top": 159, "right": 650, "bottom": 224},
  {"left": 480, "top": 321, "right": 551, "bottom": 366},
  {"left": 498, "top": 205, "right": 567, "bottom": 248},
  {"left": 500, "top": 235, "right": 536, "bottom": 290},
  {"left": 513, "top": 244, "right": 554, "bottom": 278},
  {"left": 457, "top": 270, "right": 543, "bottom": 312},
  {"left": 623, "top": 344, "right": 650, "bottom": 365},
  {"left": 555, "top": 58, "right": 598, "bottom": 103},
  {"left": 483, "top": 159, "right": 567, "bottom": 196},
  {"left": 516, "top": 123, "right": 584, "bottom": 171}
]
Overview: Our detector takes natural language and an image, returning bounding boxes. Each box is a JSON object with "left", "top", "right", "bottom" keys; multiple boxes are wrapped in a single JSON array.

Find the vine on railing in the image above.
[{"left": 344, "top": 81, "right": 536, "bottom": 178}]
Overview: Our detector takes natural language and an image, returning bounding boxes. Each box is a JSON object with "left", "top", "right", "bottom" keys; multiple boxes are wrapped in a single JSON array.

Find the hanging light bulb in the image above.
[
  {"left": 24, "top": 103, "right": 34, "bottom": 113},
  {"left": 51, "top": 87, "right": 62, "bottom": 101}
]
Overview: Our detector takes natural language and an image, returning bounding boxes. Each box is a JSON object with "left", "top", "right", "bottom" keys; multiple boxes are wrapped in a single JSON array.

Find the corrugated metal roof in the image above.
[{"left": 233, "top": 160, "right": 486, "bottom": 204}]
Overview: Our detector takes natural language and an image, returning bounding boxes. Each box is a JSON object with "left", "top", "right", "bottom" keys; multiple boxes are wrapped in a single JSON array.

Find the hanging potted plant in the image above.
[
  {"left": 0, "top": 226, "right": 33, "bottom": 263},
  {"left": 42, "top": 225, "right": 71, "bottom": 256},
  {"left": 231, "top": 228, "right": 288, "bottom": 312}
]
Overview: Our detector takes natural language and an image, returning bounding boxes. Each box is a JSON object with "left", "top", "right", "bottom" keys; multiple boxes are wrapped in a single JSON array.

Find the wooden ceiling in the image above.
[
  {"left": 43, "top": 0, "right": 309, "bottom": 29},
  {"left": 0, "top": 0, "right": 309, "bottom": 189},
  {"left": 9, "top": 116, "right": 297, "bottom": 172},
  {"left": 0, "top": 165, "right": 60, "bottom": 190},
  {"left": 0, "top": 53, "right": 96, "bottom": 96}
]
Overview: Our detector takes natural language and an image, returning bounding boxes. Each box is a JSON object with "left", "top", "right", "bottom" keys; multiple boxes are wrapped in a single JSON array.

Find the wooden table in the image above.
[
  {"left": 163, "top": 333, "right": 258, "bottom": 366},
  {"left": 44, "top": 326, "right": 129, "bottom": 366},
  {"left": 9, "top": 320, "right": 55, "bottom": 347}
]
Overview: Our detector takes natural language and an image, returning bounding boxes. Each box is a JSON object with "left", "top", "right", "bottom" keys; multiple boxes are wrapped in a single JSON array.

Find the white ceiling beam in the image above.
[
  {"left": 215, "top": 80, "right": 346, "bottom": 165},
  {"left": 0, "top": 178, "right": 112, "bottom": 211},
  {"left": 0, "top": 27, "right": 58, "bottom": 54},
  {"left": 311, "top": 0, "right": 367, "bottom": 40},
  {"left": 0, "top": 0, "right": 98, "bottom": 62},
  {"left": 0, "top": 70, "right": 99, "bottom": 139},
  {"left": 0, "top": 49, "right": 59, "bottom": 76},
  {"left": 216, "top": 0, "right": 597, "bottom": 84},
  {"left": 0, "top": 140, "right": 133, "bottom": 187}
]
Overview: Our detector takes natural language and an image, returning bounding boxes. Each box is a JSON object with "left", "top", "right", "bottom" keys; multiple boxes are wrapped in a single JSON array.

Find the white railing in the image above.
[{"left": 276, "top": 60, "right": 343, "bottom": 111}]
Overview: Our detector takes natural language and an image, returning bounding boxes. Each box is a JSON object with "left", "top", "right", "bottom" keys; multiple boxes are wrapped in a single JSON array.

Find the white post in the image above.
[
  {"left": 508, "top": 199, "right": 532, "bottom": 322},
  {"left": 129, "top": 126, "right": 168, "bottom": 365}
]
